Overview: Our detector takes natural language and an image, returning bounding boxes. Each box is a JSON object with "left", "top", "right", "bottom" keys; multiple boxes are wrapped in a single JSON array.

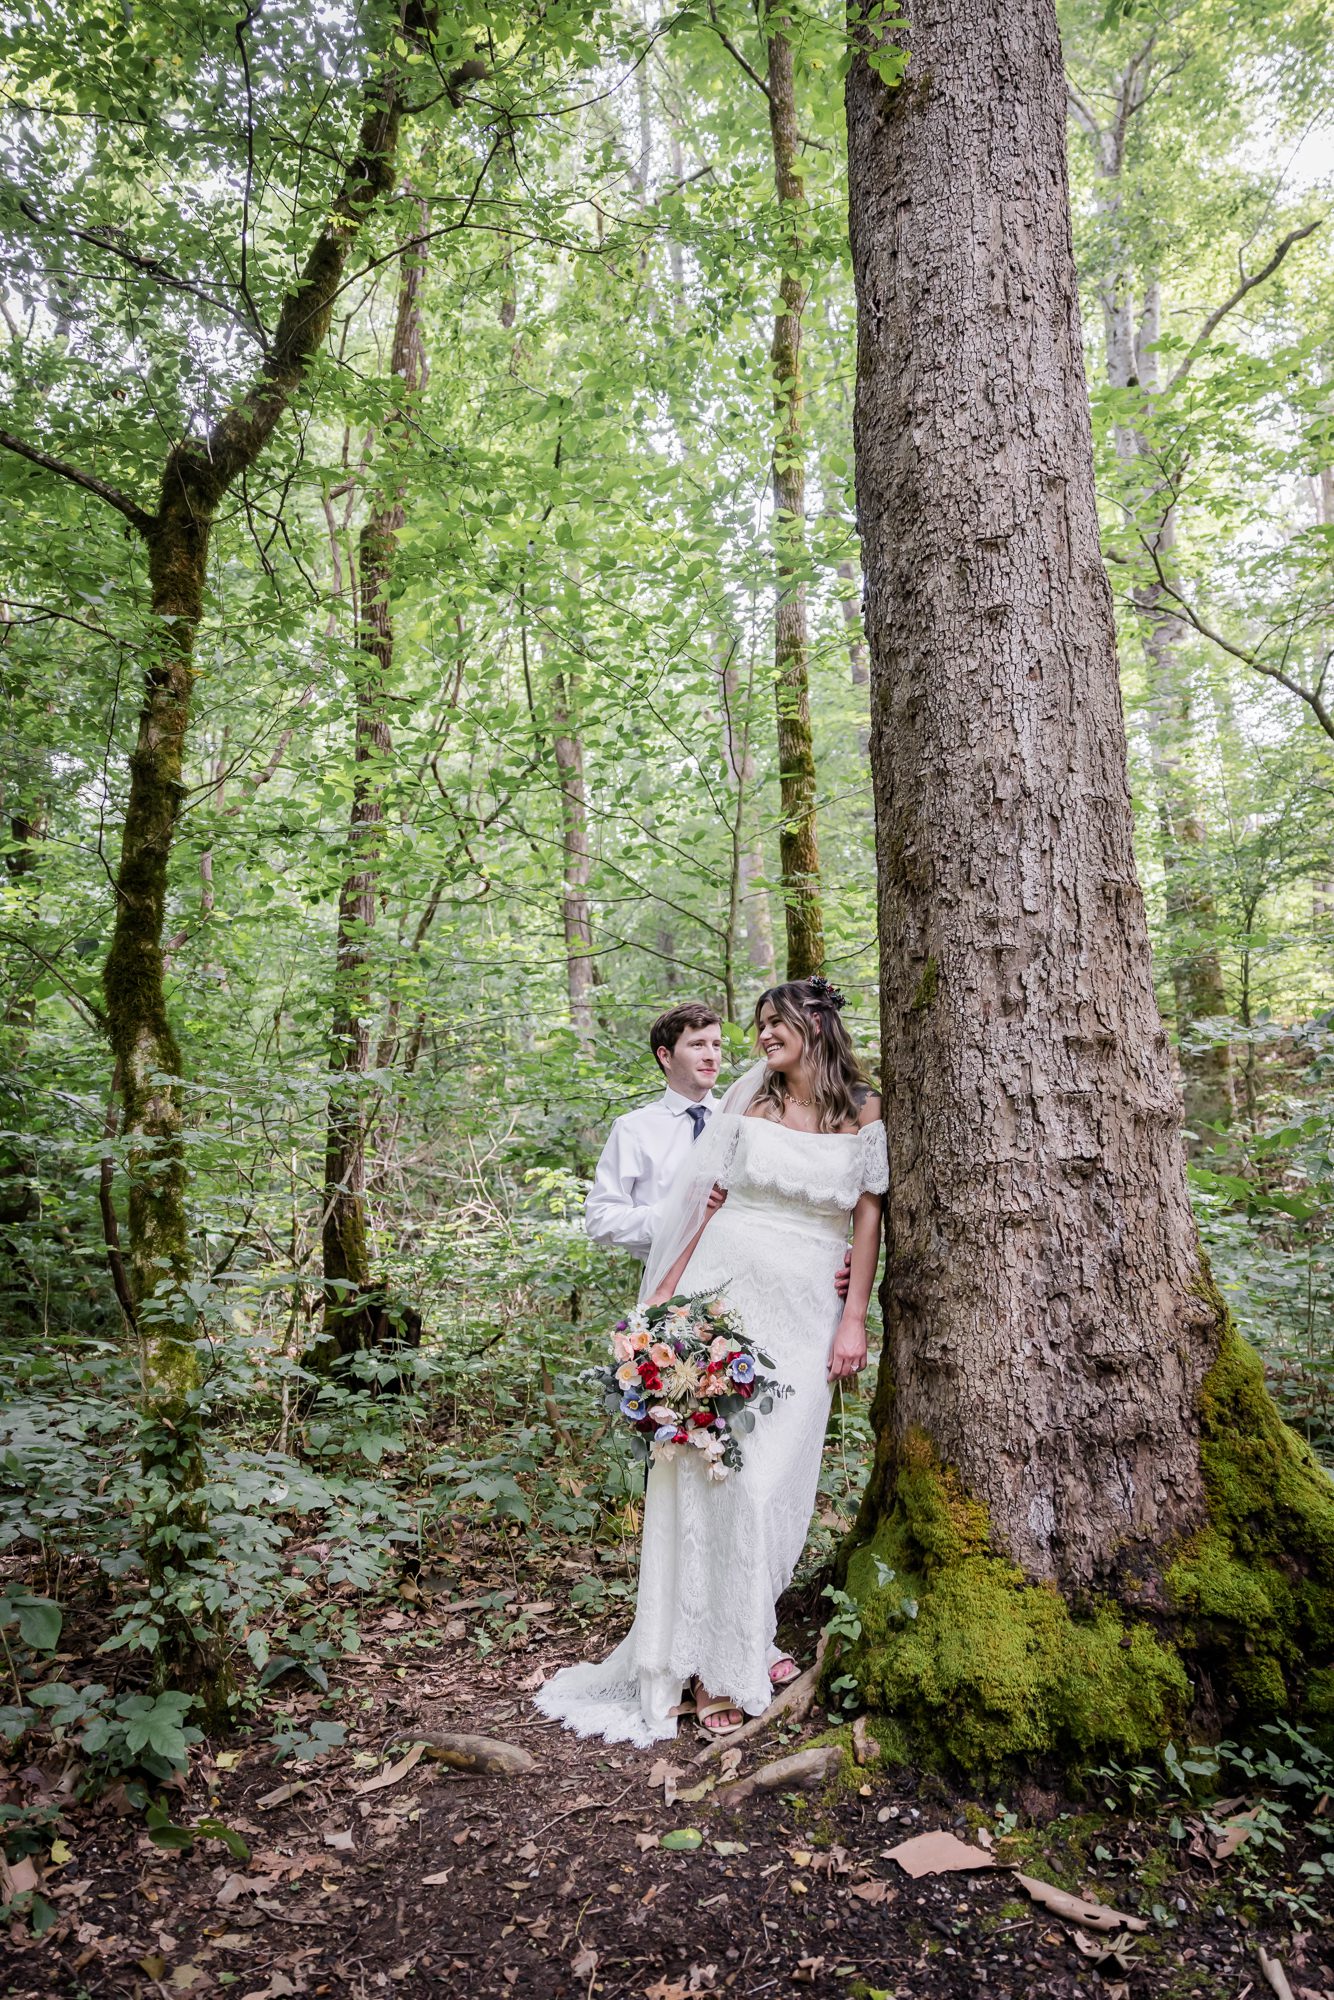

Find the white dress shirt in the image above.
[{"left": 585, "top": 1086, "right": 719, "bottom": 1260}]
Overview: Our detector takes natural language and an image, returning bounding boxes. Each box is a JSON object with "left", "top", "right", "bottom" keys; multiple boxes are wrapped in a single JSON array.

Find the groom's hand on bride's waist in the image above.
[
  {"left": 705, "top": 1182, "right": 728, "bottom": 1213},
  {"left": 834, "top": 1249, "right": 851, "bottom": 1300}
]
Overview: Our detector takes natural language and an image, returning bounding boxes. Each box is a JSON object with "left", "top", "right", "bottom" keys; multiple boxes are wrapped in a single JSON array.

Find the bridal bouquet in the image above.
[{"left": 588, "top": 1292, "right": 789, "bottom": 1480}]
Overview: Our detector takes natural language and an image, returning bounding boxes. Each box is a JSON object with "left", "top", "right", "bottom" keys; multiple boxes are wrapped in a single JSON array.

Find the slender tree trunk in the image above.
[
  {"left": 844, "top": 0, "right": 1332, "bottom": 1774},
  {"left": 716, "top": 633, "right": 776, "bottom": 987},
  {"left": 1103, "top": 277, "right": 1233, "bottom": 1144},
  {"left": 318, "top": 214, "right": 429, "bottom": 1370},
  {"left": 0, "top": 804, "right": 46, "bottom": 1232},
  {"left": 835, "top": 555, "right": 870, "bottom": 689},
  {"left": 767, "top": 26, "right": 824, "bottom": 979},
  {"left": 50, "top": 5, "right": 448, "bottom": 1686},
  {"left": 552, "top": 667, "right": 596, "bottom": 1047}
]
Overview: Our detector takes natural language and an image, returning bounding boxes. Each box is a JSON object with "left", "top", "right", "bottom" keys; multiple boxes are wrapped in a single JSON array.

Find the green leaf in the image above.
[
  {"left": 12, "top": 1597, "right": 62, "bottom": 1651},
  {"left": 660, "top": 1826, "right": 703, "bottom": 1851}
]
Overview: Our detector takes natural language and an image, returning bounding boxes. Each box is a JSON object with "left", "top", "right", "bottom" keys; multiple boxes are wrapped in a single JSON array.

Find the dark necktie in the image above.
[{"left": 687, "top": 1104, "right": 708, "bottom": 1141}]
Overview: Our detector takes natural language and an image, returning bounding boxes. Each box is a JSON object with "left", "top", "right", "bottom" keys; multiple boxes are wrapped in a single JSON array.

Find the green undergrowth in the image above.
[{"left": 841, "top": 1297, "right": 1334, "bottom": 1785}]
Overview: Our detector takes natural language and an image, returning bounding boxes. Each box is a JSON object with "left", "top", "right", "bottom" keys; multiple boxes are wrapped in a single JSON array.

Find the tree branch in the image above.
[
  {"left": 1139, "top": 536, "right": 1334, "bottom": 745},
  {"left": 0, "top": 426, "right": 154, "bottom": 533},
  {"left": 1166, "top": 218, "right": 1325, "bottom": 392}
]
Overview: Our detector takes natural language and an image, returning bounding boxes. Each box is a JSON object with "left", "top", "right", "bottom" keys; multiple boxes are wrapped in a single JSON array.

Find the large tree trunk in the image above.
[
  {"left": 767, "top": 26, "right": 824, "bottom": 980},
  {"left": 843, "top": 0, "right": 1333, "bottom": 1776},
  {"left": 316, "top": 214, "right": 429, "bottom": 1371}
]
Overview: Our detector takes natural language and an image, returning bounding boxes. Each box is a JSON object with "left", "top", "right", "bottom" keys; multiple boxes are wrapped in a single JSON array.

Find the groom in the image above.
[
  {"left": 586, "top": 999, "right": 851, "bottom": 1298},
  {"left": 585, "top": 1002, "right": 724, "bottom": 1258}
]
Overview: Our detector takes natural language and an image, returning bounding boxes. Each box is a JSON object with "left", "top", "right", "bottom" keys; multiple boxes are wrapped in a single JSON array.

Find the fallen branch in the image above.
[
  {"left": 691, "top": 1629, "right": 829, "bottom": 1766},
  {"left": 417, "top": 1732, "right": 536, "bottom": 1777},
  {"left": 713, "top": 1742, "right": 845, "bottom": 1808},
  {"left": 1257, "top": 1948, "right": 1295, "bottom": 2000},
  {"left": 1013, "top": 1872, "right": 1148, "bottom": 1935}
]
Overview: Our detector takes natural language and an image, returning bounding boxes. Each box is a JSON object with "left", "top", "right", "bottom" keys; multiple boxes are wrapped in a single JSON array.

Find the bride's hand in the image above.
[{"left": 827, "top": 1318, "right": 868, "bottom": 1383}]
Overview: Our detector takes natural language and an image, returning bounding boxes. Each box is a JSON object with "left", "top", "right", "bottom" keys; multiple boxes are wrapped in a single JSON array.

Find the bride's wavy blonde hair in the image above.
[{"left": 751, "top": 979, "right": 869, "bottom": 1133}]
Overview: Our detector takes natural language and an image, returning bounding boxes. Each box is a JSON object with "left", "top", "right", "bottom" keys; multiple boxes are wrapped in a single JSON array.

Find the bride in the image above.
[{"left": 536, "top": 976, "right": 886, "bottom": 1747}]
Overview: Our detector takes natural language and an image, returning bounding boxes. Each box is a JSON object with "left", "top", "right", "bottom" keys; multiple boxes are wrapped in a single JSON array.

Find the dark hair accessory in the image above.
[{"left": 808, "top": 975, "right": 845, "bottom": 1011}]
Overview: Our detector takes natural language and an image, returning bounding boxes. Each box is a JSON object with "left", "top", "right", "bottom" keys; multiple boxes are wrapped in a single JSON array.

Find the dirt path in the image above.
[{"left": 5, "top": 1585, "right": 1332, "bottom": 1999}]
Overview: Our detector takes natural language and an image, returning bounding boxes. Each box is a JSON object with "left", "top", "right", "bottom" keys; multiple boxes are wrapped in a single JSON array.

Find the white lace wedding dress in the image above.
[{"left": 535, "top": 1113, "right": 889, "bottom": 1748}]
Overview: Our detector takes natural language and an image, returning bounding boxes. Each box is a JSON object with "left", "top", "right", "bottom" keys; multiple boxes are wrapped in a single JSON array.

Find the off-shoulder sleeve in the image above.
[{"left": 859, "top": 1120, "right": 889, "bottom": 1195}]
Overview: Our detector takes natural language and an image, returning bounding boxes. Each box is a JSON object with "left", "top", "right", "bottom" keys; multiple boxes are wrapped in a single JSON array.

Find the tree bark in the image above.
[
  {"left": 1084, "top": 90, "right": 1235, "bottom": 1146},
  {"left": 843, "top": 0, "right": 1332, "bottom": 1770},
  {"left": 552, "top": 666, "right": 596, "bottom": 1047},
  {"left": 767, "top": 26, "right": 824, "bottom": 980},
  {"left": 716, "top": 633, "right": 776, "bottom": 991},
  {"left": 317, "top": 214, "right": 431, "bottom": 1370}
]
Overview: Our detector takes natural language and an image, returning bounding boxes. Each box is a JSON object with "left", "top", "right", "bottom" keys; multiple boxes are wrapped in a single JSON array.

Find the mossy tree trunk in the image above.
[
  {"left": 767, "top": 23, "right": 824, "bottom": 980},
  {"left": 0, "top": 4, "right": 446, "bottom": 1683},
  {"left": 317, "top": 217, "right": 429, "bottom": 1372},
  {"left": 844, "top": 0, "right": 1334, "bottom": 1776}
]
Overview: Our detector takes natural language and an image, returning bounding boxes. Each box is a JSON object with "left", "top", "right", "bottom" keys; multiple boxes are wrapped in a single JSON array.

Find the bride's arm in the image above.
[{"left": 828, "top": 1190, "right": 881, "bottom": 1381}]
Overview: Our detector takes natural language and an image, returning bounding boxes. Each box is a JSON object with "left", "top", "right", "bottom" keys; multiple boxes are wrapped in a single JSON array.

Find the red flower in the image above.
[{"left": 691, "top": 1410, "right": 714, "bottom": 1429}]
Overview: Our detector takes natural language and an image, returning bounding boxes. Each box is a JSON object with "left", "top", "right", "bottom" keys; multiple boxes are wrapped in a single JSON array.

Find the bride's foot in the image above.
[
  {"left": 692, "top": 1679, "right": 744, "bottom": 1735},
  {"left": 769, "top": 1654, "right": 800, "bottom": 1687}
]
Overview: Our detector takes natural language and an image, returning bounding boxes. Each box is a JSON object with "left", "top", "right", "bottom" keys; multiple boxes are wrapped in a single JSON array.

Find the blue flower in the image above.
[
  {"left": 654, "top": 1424, "right": 678, "bottom": 1443},
  {"left": 730, "top": 1354, "right": 757, "bottom": 1384},
  {"left": 620, "top": 1392, "right": 648, "bottom": 1420}
]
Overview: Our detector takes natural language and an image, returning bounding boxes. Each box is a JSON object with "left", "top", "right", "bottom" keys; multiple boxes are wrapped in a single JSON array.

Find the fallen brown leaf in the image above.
[
  {"left": 848, "top": 1878, "right": 895, "bottom": 1905},
  {"left": 350, "top": 1741, "right": 426, "bottom": 1796},
  {"left": 883, "top": 1830, "right": 999, "bottom": 1878}
]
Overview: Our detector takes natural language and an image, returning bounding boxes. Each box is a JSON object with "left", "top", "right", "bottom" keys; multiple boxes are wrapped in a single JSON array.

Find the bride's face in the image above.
[{"left": 756, "top": 1003, "right": 806, "bottom": 1073}]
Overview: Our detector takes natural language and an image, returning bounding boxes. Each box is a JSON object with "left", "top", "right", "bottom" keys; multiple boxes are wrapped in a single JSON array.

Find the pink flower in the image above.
[
  {"left": 649, "top": 1342, "right": 675, "bottom": 1368},
  {"left": 611, "top": 1333, "right": 634, "bottom": 1362},
  {"left": 615, "top": 1361, "right": 640, "bottom": 1387},
  {"left": 708, "top": 1336, "right": 732, "bottom": 1363}
]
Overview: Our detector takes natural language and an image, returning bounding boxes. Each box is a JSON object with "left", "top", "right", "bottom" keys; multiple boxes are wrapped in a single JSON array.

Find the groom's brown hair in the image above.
[{"left": 650, "top": 1001, "right": 722, "bottom": 1068}]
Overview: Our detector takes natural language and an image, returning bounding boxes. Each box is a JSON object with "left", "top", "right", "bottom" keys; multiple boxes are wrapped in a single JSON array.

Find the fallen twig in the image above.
[{"left": 531, "top": 1780, "right": 636, "bottom": 1841}]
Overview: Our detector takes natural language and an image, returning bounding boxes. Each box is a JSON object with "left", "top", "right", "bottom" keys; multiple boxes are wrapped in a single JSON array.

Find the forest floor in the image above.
[{"left": 4, "top": 1525, "right": 1333, "bottom": 2000}]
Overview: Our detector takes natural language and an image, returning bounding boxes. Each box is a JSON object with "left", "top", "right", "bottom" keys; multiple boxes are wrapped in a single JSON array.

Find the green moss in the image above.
[
  {"left": 910, "top": 955, "right": 939, "bottom": 1012},
  {"left": 843, "top": 1291, "right": 1334, "bottom": 1779},
  {"left": 1165, "top": 1319, "right": 1334, "bottom": 1721},
  {"left": 842, "top": 1432, "right": 1189, "bottom": 1785}
]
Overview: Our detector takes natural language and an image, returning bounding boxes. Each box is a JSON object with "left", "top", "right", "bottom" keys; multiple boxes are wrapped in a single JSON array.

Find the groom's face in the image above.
[{"left": 660, "top": 1024, "right": 723, "bottom": 1099}]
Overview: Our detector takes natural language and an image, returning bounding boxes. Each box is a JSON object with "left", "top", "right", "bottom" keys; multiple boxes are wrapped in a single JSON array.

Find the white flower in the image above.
[
  {"left": 687, "top": 1428, "right": 712, "bottom": 1450},
  {"left": 627, "top": 1310, "right": 650, "bottom": 1338},
  {"left": 648, "top": 1404, "right": 677, "bottom": 1427},
  {"left": 651, "top": 1441, "right": 679, "bottom": 1464},
  {"left": 706, "top": 1461, "right": 730, "bottom": 1481}
]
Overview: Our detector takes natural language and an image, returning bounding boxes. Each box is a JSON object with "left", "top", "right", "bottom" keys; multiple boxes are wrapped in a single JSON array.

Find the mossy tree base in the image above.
[{"left": 840, "top": 1325, "right": 1334, "bottom": 1786}]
